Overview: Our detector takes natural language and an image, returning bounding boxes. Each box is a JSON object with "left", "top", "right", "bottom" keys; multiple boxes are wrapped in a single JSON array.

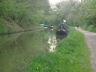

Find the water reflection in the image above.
[
  {"left": 0, "top": 31, "right": 48, "bottom": 72},
  {"left": 48, "top": 35, "right": 57, "bottom": 52}
]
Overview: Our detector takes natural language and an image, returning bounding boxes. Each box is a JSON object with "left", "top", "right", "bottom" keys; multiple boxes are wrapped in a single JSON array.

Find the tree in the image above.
[{"left": 0, "top": 0, "right": 50, "bottom": 31}]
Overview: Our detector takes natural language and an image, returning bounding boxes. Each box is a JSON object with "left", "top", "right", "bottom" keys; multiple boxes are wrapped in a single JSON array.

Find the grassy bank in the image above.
[{"left": 25, "top": 28, "right": 92, "bottom": 72}]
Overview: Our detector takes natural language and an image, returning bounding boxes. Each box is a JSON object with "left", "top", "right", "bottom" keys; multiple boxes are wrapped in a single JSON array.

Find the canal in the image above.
[{"left": 0, "top": 30, "right": 49, "bottom": 72}]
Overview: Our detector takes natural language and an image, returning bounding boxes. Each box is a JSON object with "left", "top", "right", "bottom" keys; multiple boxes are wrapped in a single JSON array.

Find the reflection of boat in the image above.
[
  {"left": 48, "top": 37, "right": 51, "bottom": 44},
  {"left": 48, "top": 36, "right": 57, "bottom": 52}
]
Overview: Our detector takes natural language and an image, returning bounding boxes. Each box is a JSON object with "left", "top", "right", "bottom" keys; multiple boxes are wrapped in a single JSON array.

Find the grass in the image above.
[{"left": 25, "top": 27, "right": 92, "bottom": 72}]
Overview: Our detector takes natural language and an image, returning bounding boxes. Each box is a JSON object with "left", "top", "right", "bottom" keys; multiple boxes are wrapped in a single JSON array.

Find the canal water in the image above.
[
  {"left": 48, "top": 35, "right": 57, "bottom": 52},
  {"left": 0, "top": 31, "right": 48, "bottom": 72}
]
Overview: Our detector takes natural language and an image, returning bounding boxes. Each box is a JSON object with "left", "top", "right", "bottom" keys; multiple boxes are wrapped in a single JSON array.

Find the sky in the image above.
[
  {"left": 49, "top": 0, "right": 81, "bottom": 5},
  {"left": 49, "top": 0, "right": 61, "bottom": 5}
]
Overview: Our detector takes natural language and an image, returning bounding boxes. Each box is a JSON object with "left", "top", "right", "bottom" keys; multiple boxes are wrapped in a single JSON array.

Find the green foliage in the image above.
[
  {"left": 25, "top": 28, "right": 92, "bottom": 72},
  {"left": 53, "top": 1, "right": 80, "bottom": 25},
  {"left": 52, "top": 0, "right": 96, "bottom": 31},
  {"left": 75, "top": 0, "right": 96, "bottom": 31},
  {"left": 0, "top": 0, "right": 50, "bottom": 30}
]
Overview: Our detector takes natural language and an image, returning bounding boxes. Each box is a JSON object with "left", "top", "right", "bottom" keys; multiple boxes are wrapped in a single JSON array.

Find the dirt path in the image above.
[{"left": 75, "top": 27, "right": 96, "bottom": 72}]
